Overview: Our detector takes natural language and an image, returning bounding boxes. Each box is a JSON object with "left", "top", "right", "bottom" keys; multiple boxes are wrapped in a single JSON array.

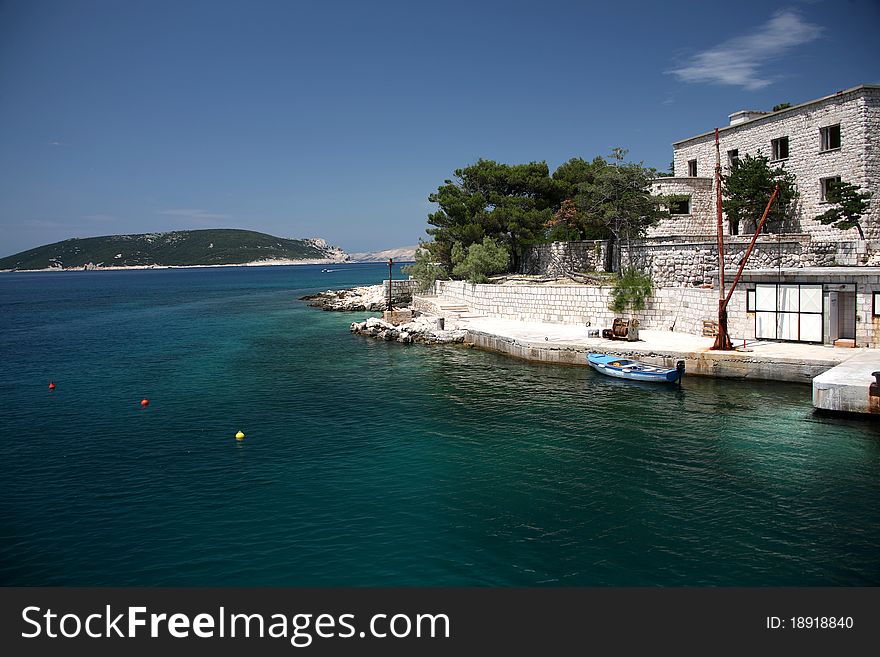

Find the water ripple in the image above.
[{"left": 1, "top": 265, "right": 879, "bottom": 586}]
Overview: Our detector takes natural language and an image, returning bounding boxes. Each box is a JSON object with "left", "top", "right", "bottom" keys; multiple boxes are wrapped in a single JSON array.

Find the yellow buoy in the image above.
[{"left": 235, "top": 431, "right": 245, "bottom": 440}]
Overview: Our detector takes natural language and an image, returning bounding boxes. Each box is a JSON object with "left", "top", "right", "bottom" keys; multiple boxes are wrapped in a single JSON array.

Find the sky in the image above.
[{"left": 1, "top": 0, "right": 878, "bottom": 256}]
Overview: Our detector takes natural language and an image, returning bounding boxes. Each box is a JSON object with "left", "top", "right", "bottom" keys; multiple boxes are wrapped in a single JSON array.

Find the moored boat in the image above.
[{"left": 587, "top": 353, "right": 685, "bottom": 384}]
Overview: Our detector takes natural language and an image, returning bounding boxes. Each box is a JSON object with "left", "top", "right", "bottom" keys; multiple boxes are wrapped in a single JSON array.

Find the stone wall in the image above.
[
  {"left": 521, "top": 237, "right": 878, "bottom": 287},
  {"left": 430, "top": 278, "right": 877, "bottom": 346},
  {"left": 434, "top": 279, "right": 730, "bottom": 338},
  {"left": 857, "top": 292, "right": 880, "bottom": 348},
  {"left": 622, "top": 235, "right": 818, "bottom": 287},
  {"left": 519, "top": 240, "right": 609, "bottom": 275},
  {"left": 648, "top": 177, "right": 716, "bottom": 237},
  {"left": 671, "top": 85, "right": 880, "bottom": 241},
  {"left": 384, "top": 279, "right": 419, "bottom": 302}
]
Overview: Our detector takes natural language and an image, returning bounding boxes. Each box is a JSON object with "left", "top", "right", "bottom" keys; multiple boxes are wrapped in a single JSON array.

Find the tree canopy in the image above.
[
  {"left": 425, "top": 159, "right": 554, "bottom": 273},
  {"left": 401, "top": 243, "right": 448, "bottom": 292},
  {"left": 815, "top": 179, "right": 872, "bottom": 240},
  {"left": 722, "top": 154, "right": 797, "bottom": 234},
  {"left": 422, "top": 152, "right": 666, "bottom": 277}
]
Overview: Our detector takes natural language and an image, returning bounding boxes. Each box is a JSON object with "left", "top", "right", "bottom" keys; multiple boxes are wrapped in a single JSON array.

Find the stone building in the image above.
[
  {"left": 643, "top": 84, "right": 880, "bottom": 347},
  {"left": 650, "top": 84, "right": 880, "bottom": 240},
  {"left": 512, "top": 85, "right": 880, "bottom": 346}
]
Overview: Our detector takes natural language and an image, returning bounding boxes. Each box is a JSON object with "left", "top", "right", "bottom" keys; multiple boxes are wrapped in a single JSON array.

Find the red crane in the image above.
[{"left": 711, "top": 128, "right": 780, "bottom": 351}]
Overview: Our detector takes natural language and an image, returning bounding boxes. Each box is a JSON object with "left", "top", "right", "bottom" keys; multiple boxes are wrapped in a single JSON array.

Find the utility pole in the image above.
[
  {"left": 387, "top": 258, "right": 393, "bottom": 312},
  {"left": 713, "top": 128, "right": 733, "bottom": 351},
  {"left": 712, "top": 184, "right": 780, "bottom": 350}
]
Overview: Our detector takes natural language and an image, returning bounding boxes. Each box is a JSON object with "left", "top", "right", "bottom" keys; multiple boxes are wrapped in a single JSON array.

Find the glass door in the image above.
[{"left": 753, "top": 283, "right": 823, "bottom": 342}]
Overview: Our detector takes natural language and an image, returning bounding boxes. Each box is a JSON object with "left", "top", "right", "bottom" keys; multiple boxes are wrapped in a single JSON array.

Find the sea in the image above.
[{"left": 0, "top": 263, "right": 878, "bottom": 586}]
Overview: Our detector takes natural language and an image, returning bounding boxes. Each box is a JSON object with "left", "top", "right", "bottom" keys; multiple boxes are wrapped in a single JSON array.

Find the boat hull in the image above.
[{"left": 587, "top": 353, "right": 684, "bottom": 384}]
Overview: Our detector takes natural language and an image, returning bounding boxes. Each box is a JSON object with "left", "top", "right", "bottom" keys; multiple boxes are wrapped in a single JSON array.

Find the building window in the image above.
[
  {"left": 669, "top": 197, "right": 691, "bottom": 215},
  {"left": 687, "top": 159, "right": 697, "bottom": 177},
  {"left": 754, "top": 283, "right": 823, "bottom": 343},
  {"left": 771, "top": 136, "right": 789, "bottom": 161},
  {"left": 820, "top": 176, "right": 841, "bottom": 202},
  {"left": 874, "top": 292, "right": 880, "bottom": 317},
  {"left": 820, "top": 124, "right": 841, "bottom": 152},
  {"left": 746, "top": 289, "right": 756, "bottom": 312},
  {"left": 727, "top": 149, "right": 739, "bottom": 167}
]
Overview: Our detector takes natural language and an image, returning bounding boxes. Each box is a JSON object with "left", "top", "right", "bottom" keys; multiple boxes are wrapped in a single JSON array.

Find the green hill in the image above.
[{"left": 0, "top": 229, "right": 345, "bottom": 270}]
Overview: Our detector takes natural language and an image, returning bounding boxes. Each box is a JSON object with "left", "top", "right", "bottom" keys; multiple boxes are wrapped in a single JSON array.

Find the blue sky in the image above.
[{"left": 1, "top": 0, "right": 878, "bottom": 256}]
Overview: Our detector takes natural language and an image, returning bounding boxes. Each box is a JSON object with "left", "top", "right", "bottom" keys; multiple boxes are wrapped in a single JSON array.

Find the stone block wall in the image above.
[
  {"left": 434, "top": 279, "right": 726, "bottom": 337},
  {"left": 648, "top": 177, "right": 716, "bottom": 237},
  {"left": 671, "top": 86, "right": 880, "bottom": 241},
  {"left": 521, "top": 237, "right": 878, "bottom": 288},
  {"left": 431, "top": 278, "right": 877, "bottom": 346},
  {"left": 622, "top": 235, "right": 815, "bottom": 287},
  {"left": 384, "top": 279, "right": 419, "bottom": 302},
  {"left": 519, "top": 240, "right": 609, "bottom": 275},
  {"left": 857, "top": 291, "right": 880, "bottom": 348}
]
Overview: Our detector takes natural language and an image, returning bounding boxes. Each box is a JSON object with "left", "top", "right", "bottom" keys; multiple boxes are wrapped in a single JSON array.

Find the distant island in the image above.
[
  {"left": 347, "top": 246, "right": 417, "bottom": 263},
  {"left": 0, "top": 229, "right": 349, "bottom": 271}
]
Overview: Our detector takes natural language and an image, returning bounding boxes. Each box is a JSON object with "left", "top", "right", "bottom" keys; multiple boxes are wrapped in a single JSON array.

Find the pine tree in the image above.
[{"left": 815, "top": 179, "right": 872, "bottom": 240}]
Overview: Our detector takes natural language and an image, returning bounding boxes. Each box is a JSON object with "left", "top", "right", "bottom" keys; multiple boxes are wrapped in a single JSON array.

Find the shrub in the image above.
[
  {"left": 401, "top": 244, "right": 448, "bottom": 292},
  {"left": 608, "top": 268, "right": 652, "bottom": 314},
  {"left": 451, "top": 237, "right": 510, "bottom": 284}
]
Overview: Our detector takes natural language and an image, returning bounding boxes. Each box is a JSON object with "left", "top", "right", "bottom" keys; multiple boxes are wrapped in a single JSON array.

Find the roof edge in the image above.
[{"left": 672, "top": 84, "right": 880, "bottom": 146}]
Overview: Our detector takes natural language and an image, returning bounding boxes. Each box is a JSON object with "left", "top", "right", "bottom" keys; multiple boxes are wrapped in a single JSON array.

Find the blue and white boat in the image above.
[{"left": 587, "top": 353, "right": 685, "bottom": 384}]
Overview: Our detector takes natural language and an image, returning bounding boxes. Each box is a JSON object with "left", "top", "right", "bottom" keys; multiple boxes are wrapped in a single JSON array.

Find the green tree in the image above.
[
  {"left": 815, "top": 179, "right": 872, "bottom": 240},
  {"left": 401, "top": 242, "right": 448, "bottom": 292},
  {"left": 545, "top": 198, "right": 582, "bottom": 241},
  {"left": 425, "top": 159, "right": 554, "bottom": 273},
  {"left": 548, "top": 157, "right": 610, "bottom": 240},
  {"left": 423, "top": 152, "right": 670, "bottom": 275},
  {"left": 608, "top": 267, "right": 653, "bottom": 314},
  {"left": 655, "top": 160, "right": 675, "bottom": 177},
  {"left": 451, "top": 237, "right": 509, "bottom": 284},
  {"left": 772, "top": 102, "right": 791, "bottom": 112},
  {"left": 551, "top": 157, "right": 606, "bottom": 200},
  {"left": 722, "top": 154, "right": 797, "bottom": 235},
  {"left": 573, "top": 149, "right": 669, "bottom": 270}
]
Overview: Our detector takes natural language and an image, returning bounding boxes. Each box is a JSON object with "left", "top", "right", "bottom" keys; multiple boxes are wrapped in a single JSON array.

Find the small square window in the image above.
[
  {"left": 746, "top": 289, "right": 756, "bottom": 312},
  {"left": 771, "top": 137, "right": 789, "bottom": 160},
  {"left": 727, "top": 149, "right": 739, "bottom": 167},
  {"left": 820, "top": 124, "right": 841, "bottom": 151},
  {"left": 687, "top": 159, "right": 697, "bottom": 177},
  {"left": 820, "top": 176, "right": 841, "bottom": 202},
  {"left": 874, "top": 291, "right": 880, "bottom": 317},
  {"left": 670, "top": 197, "right": 691, "bottom": 215}
]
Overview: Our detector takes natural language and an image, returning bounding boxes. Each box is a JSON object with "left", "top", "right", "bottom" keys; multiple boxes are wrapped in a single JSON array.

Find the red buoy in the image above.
[
  {"left": 48, "top": 382, "right": 56, "bottom": 390},
  {"left": 140, "top": 398, "right": 149, "bottom": 407}
]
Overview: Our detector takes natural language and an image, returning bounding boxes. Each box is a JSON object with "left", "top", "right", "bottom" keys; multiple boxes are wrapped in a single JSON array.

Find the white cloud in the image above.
[
  {"left": 158, "top": 208, "right": 230, "bottom": 220},
  {"left": 667, "top": 9, "right": 823, "bottom": 90}
]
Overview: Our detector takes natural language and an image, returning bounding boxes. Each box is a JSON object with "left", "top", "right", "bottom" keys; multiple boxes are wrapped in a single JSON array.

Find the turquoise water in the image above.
[{"left": 0, "top": 264, "right": 878, "bottom": 586}]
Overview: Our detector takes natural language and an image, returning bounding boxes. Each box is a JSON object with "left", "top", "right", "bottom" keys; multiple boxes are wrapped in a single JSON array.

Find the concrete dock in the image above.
[
  {"left": 455, "top": 317, "right": 854, "bottom": 383},
  {"left": 409, "top": 293, "right": 880, "bottom": 414},
  {"left": 813, "top": 350, "right": 880, "bottom": 415}
]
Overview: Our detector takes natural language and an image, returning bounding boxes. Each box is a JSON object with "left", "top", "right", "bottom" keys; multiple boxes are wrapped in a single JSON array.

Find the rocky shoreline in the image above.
[
  {"left": 349, "top": 316, "right": 468, "bottom": 344},
  {"left": 301, "top": 284, "right": 412, "bottom": 312},
  {"left": 304, "top": 283, "right": 466, "bottom": 344},
  {"left": 5, "top": 257, "right": 348, "bottom": 273}
]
